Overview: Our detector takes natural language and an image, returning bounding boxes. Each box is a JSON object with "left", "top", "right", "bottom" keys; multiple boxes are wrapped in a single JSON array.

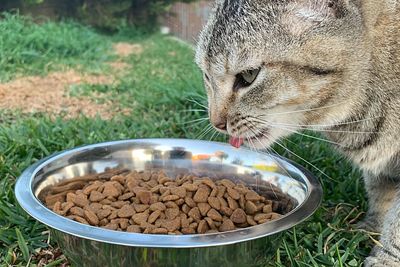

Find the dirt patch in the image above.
[
  {"left": 108, "top": 61, "right": 130, "bottom": 71},
  {"left": 113, "top": 42, "right": 143, "bottom": 57},
  {"left": 0, "top": 42, "right": 142, "bottom": 118},
  {"left": 0, "top": 70, "right": 128, "bottom": 119},
  {"left": 33, "top": 246, "right": 70, "bottom": 267}
]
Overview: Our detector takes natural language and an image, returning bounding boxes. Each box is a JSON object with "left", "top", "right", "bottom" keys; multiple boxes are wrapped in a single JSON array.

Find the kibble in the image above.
[{"left": 41, "top": 169, "right": 294, "bottom": 234}]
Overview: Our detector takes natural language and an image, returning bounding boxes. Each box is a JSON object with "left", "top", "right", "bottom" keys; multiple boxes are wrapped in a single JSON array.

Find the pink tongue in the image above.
[{"left": 229, "top": 137, "right": 244, "bottom": 148}]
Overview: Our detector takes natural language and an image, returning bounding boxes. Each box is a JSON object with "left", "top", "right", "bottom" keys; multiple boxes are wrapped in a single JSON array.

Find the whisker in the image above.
[
  {"left": 195, "top": 124, "right": 212, "bottom": 139},
  {"left": 254, "top": 115, "right": 379, "bottom": 129},
  {"left": 271, "top": 124, "right": 378, "bottom": 134},
  {"left": 187, "top": 97, "right": 208, "bottom": 109},
  {"left": 179, "top": 117, "right": 209, "bottom": 125},
  {"left": 273, "top": 138, "right": 337, "bottom": 182},
  {"left": 244, "top": 118, "right": 337, "bottom": 182},
  {"left": 179, "top": 109, "right": 208, "bottom": 113},
  {"left": 208, "top": 129, "right": 219, "bottom": 142},
  {"left": 244, "top": 119, "right": 296, "bottom": 190},
  {"left": 244, "top": 132, "right": 266, "bottom": 193},
  {"left": 248, "top": 117, "right": 343, "bottom": 146},
  {"left": 260, "top": 101, "right": 350, "bottom": 116},
  {"left": 269, "top": 125, "right": 344, "bottom": 147},
  {"left": 197, "top": 124, "right": 215, "bottom": 140}
]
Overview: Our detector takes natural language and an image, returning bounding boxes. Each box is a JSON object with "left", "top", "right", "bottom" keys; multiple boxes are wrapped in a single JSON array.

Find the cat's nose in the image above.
[{"left": 214, "top": 121, "right": 227, "bottom": 131}]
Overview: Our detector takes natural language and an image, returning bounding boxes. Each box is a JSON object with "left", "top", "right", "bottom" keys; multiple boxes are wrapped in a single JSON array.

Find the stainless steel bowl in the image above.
[{"left": 15, "top": 139, "right": 322, "bottom": 267}]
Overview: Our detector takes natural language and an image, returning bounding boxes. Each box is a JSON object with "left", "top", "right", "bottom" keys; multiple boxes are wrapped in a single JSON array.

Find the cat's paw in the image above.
[
  {"left": 355, "top": 216, "right": 382, "bottom": 232},
  {"left": 364, "top": 255, "right": 399, "bottom": 267},
  {"left": 364, "top": 246, "right": 400, "bottom": 267}
]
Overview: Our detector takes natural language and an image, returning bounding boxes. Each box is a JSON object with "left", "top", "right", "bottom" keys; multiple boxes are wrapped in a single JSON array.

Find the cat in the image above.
[{"left": 195, "top": 0, "right": 400, "bottom": 266}]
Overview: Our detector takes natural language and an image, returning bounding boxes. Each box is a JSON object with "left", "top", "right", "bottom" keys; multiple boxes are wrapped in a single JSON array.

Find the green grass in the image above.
[
  {"left": 0, "top": 14, "right": 375, "bottom": 266},
  {"left": 0, "top": 13, "right": 113, "bottom": 82}
]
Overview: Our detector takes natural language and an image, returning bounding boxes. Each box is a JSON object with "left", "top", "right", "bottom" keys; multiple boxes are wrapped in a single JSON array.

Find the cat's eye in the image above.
[{"left": 233, "top": 68, "right": 261, "bottom": 91}]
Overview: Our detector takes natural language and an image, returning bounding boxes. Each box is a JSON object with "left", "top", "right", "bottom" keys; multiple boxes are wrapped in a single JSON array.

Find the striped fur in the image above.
[{"left": 195, "top": 0, "right": 400, "bottom": 265}]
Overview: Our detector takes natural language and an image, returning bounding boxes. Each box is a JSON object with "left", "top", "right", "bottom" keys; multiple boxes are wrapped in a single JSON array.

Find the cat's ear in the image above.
[{"left": 281, "top": 0, "right": 349, "bottom": 35}]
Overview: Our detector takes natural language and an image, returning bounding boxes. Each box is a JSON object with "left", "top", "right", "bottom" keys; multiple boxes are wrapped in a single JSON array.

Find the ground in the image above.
[{"left": 0, "top": 14, "right": 376, "bottom": 267}]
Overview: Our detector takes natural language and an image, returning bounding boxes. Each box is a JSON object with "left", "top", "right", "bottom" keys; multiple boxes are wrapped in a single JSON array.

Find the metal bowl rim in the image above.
[{"left": 15, "top": 138, "right": 322, "bottom": 248}]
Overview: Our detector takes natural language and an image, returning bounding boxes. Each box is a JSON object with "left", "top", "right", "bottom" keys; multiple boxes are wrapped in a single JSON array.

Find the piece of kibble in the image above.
[
  {"left": 111, "top": 201, "right": 127, "bottom": 209},
  {"left": 207, "top": 209, "right": 223, "bottom": 222},
  {"left": 70, "top": 206, "right": 85, "bottom": 217},
  {"left": 202, "top": 178, "right": 216, "bottom": 189},
  {"left": 127, "top": 225, "right": 141, "bottom": 233},
  {"left": 182, "top": 183, "right": 198, "bottom": 192},
  {"left": 254, "top": 213, "right": 271, "bottom": 222},
  {"left": 245, "top": 191, "right": 260, "bottom": 201},
  {"left": 61, "top": 202, "right": 74, "bottom": 213},
  {"left": 89, "top": 190, "right": 106, "bottom": 202},
  {"left": 84, "top": 210, "right": 99, "bottom": 226},
  {"left": 188, "top": 207, "right": 201, "bottom": 221},
  {"left": 119, "top": 192, "right": 134, "bottom": 201},
  {"left": 102, "top": 182, "right": 120, "bottom": 198},
  {"left": 148, "top": 210, "right": 162, "bottom": 224},
  {"left": 41, "top": 168, "right": 292, "bottom": 235},
  {"left": 97, "top": 209, "right": 111, "bottom": 220},
  {"left": 270, "top": 213, "right": 282, "bottom": 220},
  {"left": 220, "top": 179, "right": 235, "bottom": 188},
  {"left": 181, "top": 227, "right": 196, "bottom": 234},
  {"left": 227, "top": 188, "right": 241, "bottom": 200},
  {"left": 53, "top": 201, "right": 62, "bottom": 214},
  {"left": 89, "top": 203, "right": 102, "bottom": 213},
  {"left": 72, "top": 215, "right": 89, "bottom": 225},
  {"left": 134, "top": 204, "right": 149, "bottom": 213},
  {"left": 246, "top": 215, "right": 257, "bottom": 226},
  {"left": 72, "top": 194, "right": 89, "bottom": 208},
  {"left": 204, "top": 217, "right": 215, "bottom": 229},
  {"left": 193, "top": 187, "right": 209, "bottom": 203},
  {"left": 219, "top": 219, "right": 236, "bottom": 232},
  {"left": 152, "top": 228, "right": 168, "bottom": 234},
  {"left": 163, "top": 195, "right": 180, "bottom": 201},
  {"left": 245, "top": 201, "right": 258, "bottom": 215},
  {"left": 137, "top": 190, "right": 152, "bottom": 204},
  {"left": 171, "top": 187, "right": 186, "bottom": 198},
  {"left": 118, "top": 205, "right": 136, "bottom": 218},
  {"left": 230, "top": 208, "right": 247, "bottom": 224},
  {"left": 182, "top": 204, "right": 190, "bottom": 214},
  {"left": 208, "top": 197, "right": 220, "bottom": 210},
  {"left": 104, "top": 223, "right": 118, "bottom": 230},
  {"left": 263, "top": 205, "right": 272, "bottom": 214},
  {"left": 132, "top": 211, "right": 149, "bottom": 225},
  {"left": 184, "top": 197, "right": 197, "bottom": 208},
  {"left": 198, "top": 203, "right": 211, "bottom": 217},
  {"left": 165, "top": 208, "right": 180, "bottom": 220},
  {"left": 220, "top": 206, "right": 233, "bottom": 216},
  {"left": 162, "top": 217, "right": 181, "bottom": 232},
  {"left": 197, "top": 220, "right": 209, "bottom": 234},
  {"left": 227, "top": 196, "right": 239, "bottom": 210}
]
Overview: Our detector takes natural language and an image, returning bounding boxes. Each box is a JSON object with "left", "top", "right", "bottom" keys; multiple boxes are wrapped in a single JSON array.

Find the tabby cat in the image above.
[{"left": 195, "top": 0, "right": 400, "bottom": 265}]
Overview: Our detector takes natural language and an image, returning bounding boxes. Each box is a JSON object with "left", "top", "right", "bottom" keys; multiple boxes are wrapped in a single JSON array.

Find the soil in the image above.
[
  {"left": 0, "top": 70, "right": 117, "bottom": 119},
  {"left": 0, "top": 42, "right": 143, "bottom": 119},
  {"left": 113, "top": 43, "right": 143, "bottom": 57},
  {"left": 33, "top": 246, "right": 69, "bottom": 267}
]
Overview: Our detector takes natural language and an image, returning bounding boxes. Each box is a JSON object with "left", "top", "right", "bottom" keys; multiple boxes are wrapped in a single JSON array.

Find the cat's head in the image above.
[{"left": 195, "top": 0, "right": 366, "bottom": 148}]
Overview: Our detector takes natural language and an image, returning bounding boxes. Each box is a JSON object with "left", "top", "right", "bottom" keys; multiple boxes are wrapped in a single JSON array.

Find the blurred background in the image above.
[{"left": 0, "top": 0, "right": 211, "bottom": 43}]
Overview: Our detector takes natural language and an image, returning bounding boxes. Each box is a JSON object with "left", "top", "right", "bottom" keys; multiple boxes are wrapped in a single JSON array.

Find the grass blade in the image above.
[{"left": 15, "top": 228, "right": 30, "bottom": 262}]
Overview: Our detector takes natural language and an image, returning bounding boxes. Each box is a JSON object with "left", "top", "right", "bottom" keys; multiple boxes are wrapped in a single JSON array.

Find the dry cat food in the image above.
[{"left": 40, "top": 169, "right": 295, "bottom": 235}]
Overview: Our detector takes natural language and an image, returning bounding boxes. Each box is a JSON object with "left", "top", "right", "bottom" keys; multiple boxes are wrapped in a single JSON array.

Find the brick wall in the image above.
[{"left": 161, "top": 1, "right": 212, "bottom": 44}]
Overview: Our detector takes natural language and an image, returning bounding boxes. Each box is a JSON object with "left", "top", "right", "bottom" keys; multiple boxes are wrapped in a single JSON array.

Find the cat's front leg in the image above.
[
  {"left": 364, "top": 194, "right": 400, "bottom": 266},
  {"left": 357, "top": 173, "right": 397, "bottom": 232}
]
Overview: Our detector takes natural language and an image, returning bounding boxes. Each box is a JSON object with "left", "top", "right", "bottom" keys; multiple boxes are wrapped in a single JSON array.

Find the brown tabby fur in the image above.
[{"left": 195, "top": 0, "right": 400, "bottom": 265}]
